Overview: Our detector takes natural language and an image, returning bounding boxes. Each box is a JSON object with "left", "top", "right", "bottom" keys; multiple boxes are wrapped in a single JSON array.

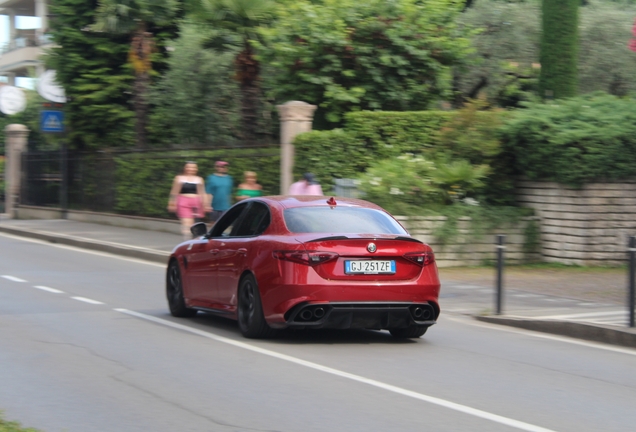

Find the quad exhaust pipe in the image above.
[
  {"left": 410, "top": 304, "right": 434, "bottom": 321},
  {"left": 296, "top": 306, "right": 329, "bottom": 322}
]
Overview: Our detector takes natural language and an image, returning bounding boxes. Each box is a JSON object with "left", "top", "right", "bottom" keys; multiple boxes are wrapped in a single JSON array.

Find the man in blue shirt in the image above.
[{"left": 206, "top": 161, "right": 233, "bottom": 223}]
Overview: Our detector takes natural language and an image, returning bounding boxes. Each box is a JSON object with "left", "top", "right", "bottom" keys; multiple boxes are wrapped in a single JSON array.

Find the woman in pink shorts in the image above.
[{"left": 167, "top": 162, "right": 209, "bottom": 239}]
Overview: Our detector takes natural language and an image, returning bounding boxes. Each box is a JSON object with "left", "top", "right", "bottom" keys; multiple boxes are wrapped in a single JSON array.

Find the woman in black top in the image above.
[{"left": 167, "top": 162, "right": 209, "bottom": 239}]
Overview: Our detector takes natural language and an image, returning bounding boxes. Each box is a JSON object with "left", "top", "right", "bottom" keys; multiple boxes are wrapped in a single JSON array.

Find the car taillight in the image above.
[
  {"left": 403, "top": 251, "right": 435, "bottom": 266},
  {"left": 273, "top": 250, "right": 339, "bottom": 266}
]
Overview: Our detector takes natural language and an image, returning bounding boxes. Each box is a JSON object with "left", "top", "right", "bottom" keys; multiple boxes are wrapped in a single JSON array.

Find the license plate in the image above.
[{"left": 345, "top": 260, "right": 396, "bottom": 274}]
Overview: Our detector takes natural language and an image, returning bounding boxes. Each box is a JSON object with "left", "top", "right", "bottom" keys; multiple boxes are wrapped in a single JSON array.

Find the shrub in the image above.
[
  {"left": 357, "top": 154, "right": 490, "bottom": 215},
  {"left": 293, "top": 110, "right": 454, "bottom": 192},
  {"left": 500, "top": 93, "right": 636, "bottom": 186},
  {"left": 294, "top": 103, "right": 509, "bottom": 203},
  {"left": 0, "top": 412, "right": 40, "bottom": 432}
]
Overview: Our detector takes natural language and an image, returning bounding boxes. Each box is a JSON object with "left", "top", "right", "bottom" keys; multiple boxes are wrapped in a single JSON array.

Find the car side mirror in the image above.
[{"left": 190, "top": 222, "right": 208, "bottom": 238}]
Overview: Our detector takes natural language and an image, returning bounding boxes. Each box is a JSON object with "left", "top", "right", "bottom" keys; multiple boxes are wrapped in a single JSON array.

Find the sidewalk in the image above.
[{"left": 1, "top": 217, "right": 635, "bottom": 348}]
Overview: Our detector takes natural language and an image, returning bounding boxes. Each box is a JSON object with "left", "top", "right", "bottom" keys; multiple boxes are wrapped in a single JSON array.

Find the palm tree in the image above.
[
  {"left": 93, "top": 0, "right": 178, "bottom": 148},
  {"left": 199, "top": 0, "right": 275, "bottom": 144}
]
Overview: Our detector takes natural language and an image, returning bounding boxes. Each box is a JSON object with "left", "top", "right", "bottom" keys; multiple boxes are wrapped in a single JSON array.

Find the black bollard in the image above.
[
  {"left": 629, "top": 236, "right": 635, "bottom": 328},
  {"left": 60, "top": 140, "right": 68, "bottom": 219},
  {"left": 496, "top": 235, "right": 506, "bottom": 315}
]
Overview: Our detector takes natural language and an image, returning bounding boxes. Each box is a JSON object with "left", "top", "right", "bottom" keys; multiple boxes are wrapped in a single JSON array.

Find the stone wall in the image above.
[
  {"left": 516, "top": 179, "right": 636, "bottom": 265},
  {"left": 396, "top": 216, "right": 539, "bottom": 268}
]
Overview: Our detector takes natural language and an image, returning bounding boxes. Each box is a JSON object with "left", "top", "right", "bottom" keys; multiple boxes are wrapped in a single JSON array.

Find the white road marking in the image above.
[
  {"left": 587, "top": 317, "right": 627, "bottom": 325},
  {"left": 1, "top": 275, "right": 27, "bottom": 283},
  {"left": 115, "top": 308, "right": 557, "bottom": 432},
  {"left": 71, "top": 296, "right": 104, "bottom": 305},
  {"left": 448, "top": 284, "right": 481, "bottom": 289},
  {"left": 535, "top": 310, "right": 626, "bottom": 320},
  {"left": 0, "top": 232, "right": 165, "bottom": 268},
  {"left": 34, "top": 285, "right": 64, "bottom": 294},
  {"left": 445, "top": 315, "right": 636, "bottom": 357}
]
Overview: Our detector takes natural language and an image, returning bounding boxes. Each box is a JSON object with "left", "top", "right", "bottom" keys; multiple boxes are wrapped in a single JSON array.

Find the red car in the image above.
[{"left": 166, "top": 196, "right": 440, "bottom": 339}]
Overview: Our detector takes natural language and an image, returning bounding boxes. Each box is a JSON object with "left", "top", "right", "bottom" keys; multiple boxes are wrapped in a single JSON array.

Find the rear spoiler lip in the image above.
[{"left": 304, "top": 235, "right": 423, "bottom": 244}]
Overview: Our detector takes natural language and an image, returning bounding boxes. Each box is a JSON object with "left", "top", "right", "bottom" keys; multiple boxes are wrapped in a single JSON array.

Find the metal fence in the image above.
[{"left": 20, "top": 146, "right": 280, "bottom": 217}]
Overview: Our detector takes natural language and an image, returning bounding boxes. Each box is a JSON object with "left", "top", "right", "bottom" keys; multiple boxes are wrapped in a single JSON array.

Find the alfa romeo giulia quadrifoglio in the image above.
[{"left": 166, "top": 196, "right": 441, "bottom": 339}]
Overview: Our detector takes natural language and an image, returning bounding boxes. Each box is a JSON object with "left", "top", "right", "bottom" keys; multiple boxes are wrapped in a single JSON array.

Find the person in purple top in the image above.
[{"left": 288, "top": 172, "right": 323, "bottom": 196}]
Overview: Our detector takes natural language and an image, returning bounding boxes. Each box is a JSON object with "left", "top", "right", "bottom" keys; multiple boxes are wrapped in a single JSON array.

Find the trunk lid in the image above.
[{"left": 296, "top": 234, "right": 433, "bottom": 281}]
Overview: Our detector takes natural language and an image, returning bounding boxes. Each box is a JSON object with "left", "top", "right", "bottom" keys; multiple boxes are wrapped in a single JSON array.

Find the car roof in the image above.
[{"left": 250, "top": 195, "right": 385, "bottom": 211}]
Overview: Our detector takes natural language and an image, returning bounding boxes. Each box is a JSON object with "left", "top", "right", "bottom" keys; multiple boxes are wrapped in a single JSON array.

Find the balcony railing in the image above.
[{"left": 0, "top": 34, "right": 54, "bottom": 55}]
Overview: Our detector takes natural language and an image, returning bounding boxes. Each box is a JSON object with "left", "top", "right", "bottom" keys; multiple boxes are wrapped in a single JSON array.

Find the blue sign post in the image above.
[{"left": 40, "top": 110, "right": 65, "bottom": 133}]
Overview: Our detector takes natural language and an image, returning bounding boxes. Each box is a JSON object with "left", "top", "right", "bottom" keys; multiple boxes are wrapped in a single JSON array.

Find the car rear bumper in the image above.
[{"left": 270, "top": 302, "right": 438, "bottom": 330}]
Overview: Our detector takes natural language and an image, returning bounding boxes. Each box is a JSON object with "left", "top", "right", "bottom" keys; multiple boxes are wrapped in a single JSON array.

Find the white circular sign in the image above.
[
  {"left": 37, "top": 70, "right": 67, "bottom": 103},
  {"left": 0, "top": 85, "right": 27, "bottom": 115}
]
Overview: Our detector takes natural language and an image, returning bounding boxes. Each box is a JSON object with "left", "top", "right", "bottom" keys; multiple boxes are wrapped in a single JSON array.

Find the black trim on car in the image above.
[{"left": 282, "top": 302, "right": 438, "bottom": 330}]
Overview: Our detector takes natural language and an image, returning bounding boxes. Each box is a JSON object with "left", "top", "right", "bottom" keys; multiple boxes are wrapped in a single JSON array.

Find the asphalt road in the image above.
[{"left": 1, "top": 232, "right": 636, "bottom": 432}]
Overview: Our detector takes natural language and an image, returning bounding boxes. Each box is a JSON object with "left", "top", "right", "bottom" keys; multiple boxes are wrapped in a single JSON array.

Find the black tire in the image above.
[
  {"left": 166, "top": 260, "right": 197, "bottom": 318},
  {"left": 237, "top": 274, "right": 273, "bottom": 339},
  {"left": 389, "top": 326, "right": 428, "bottom": 339}
]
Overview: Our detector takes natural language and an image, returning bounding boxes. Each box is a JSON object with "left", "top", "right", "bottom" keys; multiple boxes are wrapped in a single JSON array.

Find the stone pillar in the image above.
[
  {"left": 8, "top": 9, "right": 16, "bottom": 42},
  {"left": 277, "top": 101, "right": 317, "bottom": 194},
  {"left": 35, "top": 0, "right": 48, "bottom": 40},
  {"left": 4, "top": 124, "right": 29, "bottom": 218}
]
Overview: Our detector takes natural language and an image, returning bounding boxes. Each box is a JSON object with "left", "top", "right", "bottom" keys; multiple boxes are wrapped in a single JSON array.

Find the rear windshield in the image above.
[{"left": 283, "top": 207, "right": 408, "bottom": 234}]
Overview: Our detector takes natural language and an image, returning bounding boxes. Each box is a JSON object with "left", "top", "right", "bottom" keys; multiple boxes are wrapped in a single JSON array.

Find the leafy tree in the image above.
[
  {"left": 539, "top": 0, "right": 579, "bottom": 99},
  {"left": 93, "top": 0, "right": 179, "bottom": 148},
  {"left": 458, "top": 0, "right": 636, "bottom": 103},
  {"left": 456, "top": 1, "right": 541, "bottom": 107},
  {"left": 148, "top": 23, "right": 242, "bottom": 146},
  {"left": 45, "top": 0, "right": 135, "bottom": 150},
  {"left": 258, "top": 0, "right": 472, "bottom": 127},
  {"left": 579, "top": 1, "right": 636, "bottom": 96},
  {"left": 193, "top": 0, "right": 276, "bottom": 144}
]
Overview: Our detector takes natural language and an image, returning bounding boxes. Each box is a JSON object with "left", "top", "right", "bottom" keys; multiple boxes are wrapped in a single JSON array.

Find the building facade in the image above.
[{"left": 0, "top": 0, "right": 50, "bottom": 85}]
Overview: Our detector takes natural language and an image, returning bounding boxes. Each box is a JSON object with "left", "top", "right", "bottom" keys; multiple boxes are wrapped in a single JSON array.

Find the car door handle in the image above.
[
  {"left": 209, "top": 249, "right": 219, "bottom": 254},
  {"left": 238, "top": 248, "right": 247, "bottom": 255}
]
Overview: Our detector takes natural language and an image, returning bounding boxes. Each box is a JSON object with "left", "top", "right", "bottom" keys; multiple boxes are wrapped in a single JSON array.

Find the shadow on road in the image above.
[{"left": 149, "top": 310, "right": 428, "bottom": 345}]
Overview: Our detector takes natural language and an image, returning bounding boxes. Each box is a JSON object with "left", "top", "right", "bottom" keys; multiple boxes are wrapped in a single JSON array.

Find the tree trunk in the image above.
[
  {"left": 236, "top": 43, "right": 261, "bottom": 145},
  {"left": 130, "top": 24, "right": 153, "bottom": 148},
  {"left": 133, "top": 72, "right": 149, "bottom": 148}
]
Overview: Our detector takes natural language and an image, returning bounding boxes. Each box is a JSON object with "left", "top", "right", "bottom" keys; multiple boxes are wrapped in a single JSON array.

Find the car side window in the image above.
[
  {"left": 209, "top": 203, "right": 248, "bottom": 238},
  {"left": 233, "top": 202, "right": 271, "bottom": 237}
]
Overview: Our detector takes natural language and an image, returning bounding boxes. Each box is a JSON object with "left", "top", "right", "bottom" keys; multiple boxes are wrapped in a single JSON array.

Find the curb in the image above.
[
  {"left": 475, "top": 315, "right": 636, "bottom": 349},
  {"left": 0, "top": 225, "right": 170, "bottom": 265}
]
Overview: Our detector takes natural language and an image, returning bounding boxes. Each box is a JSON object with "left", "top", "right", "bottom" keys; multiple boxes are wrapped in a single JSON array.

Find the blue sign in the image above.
[{"left": 40, "top": 110, "right": 64, "bottom": 133}]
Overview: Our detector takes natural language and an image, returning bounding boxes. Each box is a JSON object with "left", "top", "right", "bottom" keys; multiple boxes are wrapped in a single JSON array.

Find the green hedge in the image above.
[
  {"left": 293, "top": 109, "right": 512, "bottom": 203},
  {"left": 345, "top": 111, "right": 454, "bottom": 155},
  {"left": 114, "top": 147, "right": 280, "bottom": 217},
  {"left": 294, "top": 110, "right": 453, "bottom": 190},
  {"left": 500, "top": 94, "right": 636, "bottom": 186}
]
